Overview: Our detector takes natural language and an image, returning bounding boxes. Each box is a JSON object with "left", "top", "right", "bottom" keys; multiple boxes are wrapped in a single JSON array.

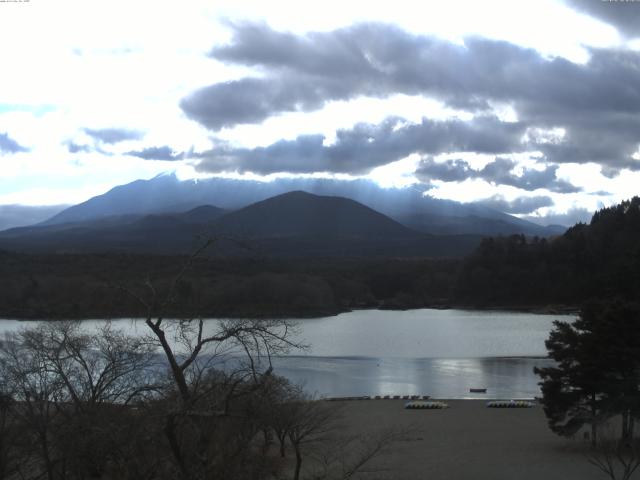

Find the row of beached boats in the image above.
[{"left": 405, "top": 399, "right": 535, "bottom": 409}]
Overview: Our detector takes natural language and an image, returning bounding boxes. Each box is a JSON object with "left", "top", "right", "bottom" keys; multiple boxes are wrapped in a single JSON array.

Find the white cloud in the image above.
[{"left": 0, "top": 0, "right": 633, "bottom": 212}]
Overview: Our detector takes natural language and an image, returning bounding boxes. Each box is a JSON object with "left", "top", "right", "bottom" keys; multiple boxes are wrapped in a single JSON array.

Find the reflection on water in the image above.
[
  {"left": 0, "top": 309, "right": 569, "bottom": 399},
  {"left": 287, "top": 308, "right": 573, "bottom": 358},
  {"left": 271, "top": 356, "right": 553, "bottom": 399},
  {"left": 0, "top": 309, "right": 574, "bottom": 358}
]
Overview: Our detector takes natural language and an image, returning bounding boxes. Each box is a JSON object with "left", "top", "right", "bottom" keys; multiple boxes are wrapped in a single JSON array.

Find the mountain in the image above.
[
  {"left": 0, "top": 205, "right": 225, "bottom": 255},
  {"left": 212, "top": 191, "right": 416, "bottom": 238},
  {"left": 40, "top": 173, "right": 563, "bottom": 237},
  {"left": 180, "top": 205, "right": 227, "bottom": 224},
  {"left": 206, "top": 191, "right": 475, "bottom": 257},
  {"left": 0, "top": 192, "right": 482, "bottom": 257},
  {"left": 400, "top": 212, "right": 566, "bottom": 237}
]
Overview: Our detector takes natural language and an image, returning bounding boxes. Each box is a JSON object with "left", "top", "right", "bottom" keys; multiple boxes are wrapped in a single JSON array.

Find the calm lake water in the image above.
[{"left": 0, "top": 309, "right": 575, "bottom": 399}]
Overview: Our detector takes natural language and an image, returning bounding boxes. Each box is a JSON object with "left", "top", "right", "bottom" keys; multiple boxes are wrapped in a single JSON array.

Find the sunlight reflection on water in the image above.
[
  {"left": 272, "top": 356, "right": 553, "bottom": 399},
  {"left": 0, "top": 309, "right": 571, "bottom": 398}
]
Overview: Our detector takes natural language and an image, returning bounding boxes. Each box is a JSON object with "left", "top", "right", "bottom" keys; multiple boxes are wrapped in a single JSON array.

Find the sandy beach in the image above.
[{"left": 332, "top": 399, "right": 604, "bottom": 480}]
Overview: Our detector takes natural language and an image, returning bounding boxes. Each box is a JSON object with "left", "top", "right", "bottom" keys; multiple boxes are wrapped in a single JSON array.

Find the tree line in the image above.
[
  {"left": 456, "top": 197, "right": 640, "bottom": 307},
  {"left": 0, "top": 253, "right": 459, "bottom": 320},
  {"left": 4, "top": 197, "right": 640, "bottom": 319}
]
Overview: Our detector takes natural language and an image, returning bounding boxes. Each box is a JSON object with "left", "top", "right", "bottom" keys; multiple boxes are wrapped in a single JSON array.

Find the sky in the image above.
[{"left": 1, "top": 0, "right": 640, "bottom": 227}]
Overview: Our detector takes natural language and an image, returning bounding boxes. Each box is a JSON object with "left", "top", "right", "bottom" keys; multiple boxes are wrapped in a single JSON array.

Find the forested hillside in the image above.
[
  {"left": 4, "top": 197, "right": 639, "bottom": 319},
  {"left": 0, "top": 252, "right": 458, "bottom": 319},
  {"left": 455, "top": 197, "right": 640, "bottom": 307}
]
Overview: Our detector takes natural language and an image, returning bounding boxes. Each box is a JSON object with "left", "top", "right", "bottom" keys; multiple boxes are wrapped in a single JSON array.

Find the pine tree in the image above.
[{"left": 535, "top": 300, "right": 640, "bottom": 445}]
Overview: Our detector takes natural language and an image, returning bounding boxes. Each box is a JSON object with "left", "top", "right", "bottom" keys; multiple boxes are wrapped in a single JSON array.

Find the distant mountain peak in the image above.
[{"left": 37, "top": 175, "right": 562, "bottom": 237}]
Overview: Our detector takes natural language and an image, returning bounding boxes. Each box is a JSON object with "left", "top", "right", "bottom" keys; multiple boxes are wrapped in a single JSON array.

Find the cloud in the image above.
[
  {"left": 476, "top": 195, "right": 554, "bottom": 215},
  {"left": 564, "top": 0, "right": 640, "bottom": 38},
  {"left": 182, "top": 23, "right": 500, "bottom": 129},
  {"left": 480, "top": 157, "right": 581, "bottom": 193},
  {"left": 0, "top": 132, "right": 28, "bottom": 154},
  {"left": 183, "top": 22, "right": 640, "bottom": 174},
  {"left": 83, "top": 128, "right": 144, "bottom": 144},
  {"left": 126, "top": 146, "right": 186, "bottom": 161},
  {"left": 522, "top": 207, "right": 594, "bottom": 227},
  {"left": 415, "top": 156, "right": 581, "bottom": 193},
  {"left": 66, "top": 141, "right": 93, "bottom": 153},
  {"left": 195, "top": 115, "right": 527, "bottom": 175},
  {"left": 414, "top": 157, "right": 473, "bottom": 183}
]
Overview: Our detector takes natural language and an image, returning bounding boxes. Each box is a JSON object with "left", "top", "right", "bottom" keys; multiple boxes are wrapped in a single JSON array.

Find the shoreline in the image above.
[
  {"left": 1, "top": 304, "right": 578, "bottom": 322},
  {"left": 324, "top": 396, "right": 539, "bottom": 402}
]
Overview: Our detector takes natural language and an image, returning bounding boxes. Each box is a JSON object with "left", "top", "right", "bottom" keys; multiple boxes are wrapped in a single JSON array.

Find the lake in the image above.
[
  {"left": 276, "top": 309, "right": 573, "bottom": 398},
  {"left": 0, "top": 309, "right": 575, "bottom": 399}
]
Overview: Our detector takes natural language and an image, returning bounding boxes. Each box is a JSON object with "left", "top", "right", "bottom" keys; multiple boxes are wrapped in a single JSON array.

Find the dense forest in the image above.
[
  {"left": 0, "top": 252, "right": 459, "bottom": 319},
  {"left": 455, "top": 197, "right": 640, "bottom": 308},
  {"left": 2, "top": 197, "right": 639, "bottom": 319}
]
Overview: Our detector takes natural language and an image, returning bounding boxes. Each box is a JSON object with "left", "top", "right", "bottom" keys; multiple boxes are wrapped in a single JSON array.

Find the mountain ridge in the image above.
[
  {"left": 0, "top": 190, "right": 482, "bottom": 257},
  {"left": 39, "top": 174, "right": 564, "bottom": 237}
]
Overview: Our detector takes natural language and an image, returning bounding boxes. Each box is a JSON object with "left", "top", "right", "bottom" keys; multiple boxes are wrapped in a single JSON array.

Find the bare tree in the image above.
[
  {"left": 262, "top": 376, "right": 302, "bottom": 459},
  {"left": 116, "top": 239, "right": 306, "bottom": 480},
  {"left": 0, "top": 332, "right": 65, "bottom": 480},
  {"left": 20, "top": 321, "right": 158, "bottom": 408},
  {"left": 587, "top": 424, "right": 640, "bottom": 480},
  {"left": 0, "top": 378, "right": 20, "bottom": 480},
  {"left": 0, "top": 322, "right": 160, "bottom": 480},
  {"left": 270, "top": 392, "right": 407, "bottom": 480},
  {"left": 120, "top": 240, "right": 303, "bottom": 405},
  {"left": 0, "top": 236, "right": 398, "bottom": 480},
  {"left": 286, "top": 398, "right": 341, "bottom": 480},
  {"left": 311, "top": 426, "right": 408, "bottom": 480}
]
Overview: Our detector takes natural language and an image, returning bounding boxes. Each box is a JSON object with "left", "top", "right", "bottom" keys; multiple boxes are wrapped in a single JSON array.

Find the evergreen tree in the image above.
[{"left": 535, "top": 300, "right": 640, "bottom": 445}]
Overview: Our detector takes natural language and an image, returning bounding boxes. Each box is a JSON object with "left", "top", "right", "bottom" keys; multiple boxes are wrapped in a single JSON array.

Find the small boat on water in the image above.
[{"left": 470, "top": 388, "right": 487, "bottom": 393}]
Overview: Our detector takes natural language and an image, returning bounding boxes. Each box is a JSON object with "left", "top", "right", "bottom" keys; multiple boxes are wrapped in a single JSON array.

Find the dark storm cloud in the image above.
[
  {"left": 83, "top": 128, "right": 144, "bottom": 144},
  {"left": 0, "top": 132, "right": 28, "bottom": 154},
  {"left": 196, "top": 115, "right": 528, "bottom": 175},
  {"left": 480, "top": 157, "right": 581, "bottom": 193},
  {"left": 477, "top": 195, "right": 554, "bottom": 215},
  {"left": 184, "top": 22, "right": 640, "bottom": 174},
  {"left": 414, "top": 157, "right": 581, "bottom": 193},
  {"left": 564, "top": 0, "right": 640, "bottom": 38},
  {"left": 182, "top": 23, "right": 511, "bottom": 129},
  {"left": 201, "top": 23, "right": 640, "bottom": 123},
  {"left": 414, "top": 158, "right": 473, "bottom": 183},
  {"left": 126, "top": 146, "right": 186, "bottom": 161},
  {"left": 530, "top": 110, "right": 640, "bottom": 173}
]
